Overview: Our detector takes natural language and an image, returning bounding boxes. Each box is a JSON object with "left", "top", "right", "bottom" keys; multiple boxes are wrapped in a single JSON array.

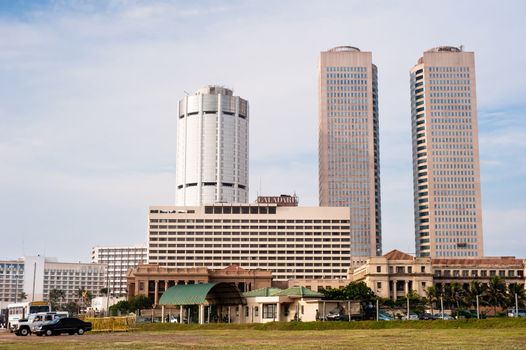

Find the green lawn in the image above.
[{"left": 1, "top": 320, "right": 525, "bottom": 350}]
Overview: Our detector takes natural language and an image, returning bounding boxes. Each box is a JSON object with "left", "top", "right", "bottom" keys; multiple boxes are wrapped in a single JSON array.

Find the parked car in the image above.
[
  {"left": 35, "top": 317, "right": 92, "bottom": 336},
  {"left": 326, "top": 313, "right": 349, "bottom": 321},
  {"left": 405, "top": 312, "right": 419, "bottom": 320},
  {"left": 507, "top": 309, "right": 526, "bottom": 317},
  {"left": 419, "top": 312, "right": 436, "bottom": 320},
  {"left": 378, "top": 311, "right": 394, "bottom": 321},
  {"left": 455, "top": 310, "right": 486, "bottom": 319},
  {"left": 434, "top": 313, "right": 454, "bottom": 320}
]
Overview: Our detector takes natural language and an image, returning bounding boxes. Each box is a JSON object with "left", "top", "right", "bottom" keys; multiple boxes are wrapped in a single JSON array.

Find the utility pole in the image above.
[
  {"left": 105, "top": 267, "right": 110, "bottom": 316},
  {"left": 515, "top": 293, "right": 519, "bottom": 318},
  {"left": 407, "top": 297, "right": 410, "bottom": 320},
  {"left": 476, "top": 294, "right": 480, "bottom": 319},
  {"left": 440, "top": 295, "right": 444, "bottom": 320},
  {"left": 376, "top": 299, "right": 379, "bottom": 321},
  {"left": 14, "top": 267, "right": 19, "bottom": 303},
  {"left": 31, "top": 262, "right": 36, "bottom": 302}
]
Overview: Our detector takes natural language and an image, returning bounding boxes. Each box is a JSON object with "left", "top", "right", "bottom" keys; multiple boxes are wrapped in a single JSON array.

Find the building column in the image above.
[
  {"left": 238, "top": 304, "right": 243, "bottom": 324},
  {"left": 276, "top": 302, "right": 280, "bottom": 322},
  {"left": 259, "top": 303, "right": 263, "bottom": 322},
  {"left": 393, "top": 280, "right": 397, "bottom": 301},
  {"left": 161, "top": 305, "right": 165, "bottom": 323},
  {"left": 154, "top": 280, "right": 159, "bottom": 305},
  {"left": 404, "top": 280, "right": 409, "bottom": 295},
  {"left": 180, "top": 304, "right": 183, "bottom": 323},
  {"left": 199, "top": 304, "right": 204, "bottom": 324}
]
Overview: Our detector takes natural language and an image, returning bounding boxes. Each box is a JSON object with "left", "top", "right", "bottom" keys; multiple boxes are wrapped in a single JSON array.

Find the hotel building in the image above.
[
  {"left": 176, "top": 85, "right": 249, "bottom": 206},
  {"left": 318, "top": 46, "right": 382, "bottom": 265},
  {"left": 91, "top": 245, "right": 147, "bottom": 297},
  {"left": 410, "top": 46, "right": 483, "bottom": 258},
  {"left": 147, "top": 202, "right": 351, "bottom": 281},
  {"left": 0, "top": 256, "right": 106, "bottom": 307}
]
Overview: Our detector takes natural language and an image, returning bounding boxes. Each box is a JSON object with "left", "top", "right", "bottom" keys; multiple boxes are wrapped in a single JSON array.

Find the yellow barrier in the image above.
[{"left": 84, "top": 316, "right": 136, "bottom": 332}]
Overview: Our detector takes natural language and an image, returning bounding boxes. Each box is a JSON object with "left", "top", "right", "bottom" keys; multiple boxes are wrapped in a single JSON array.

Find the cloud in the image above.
[{"left": 0, "top": 0, "right": 525, "bottom": 262}]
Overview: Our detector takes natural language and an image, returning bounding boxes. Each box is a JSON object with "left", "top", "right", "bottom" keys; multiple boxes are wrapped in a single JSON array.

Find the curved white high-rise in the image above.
[{"left": 176, "top": 85, "right": 249, "bottom": 205}]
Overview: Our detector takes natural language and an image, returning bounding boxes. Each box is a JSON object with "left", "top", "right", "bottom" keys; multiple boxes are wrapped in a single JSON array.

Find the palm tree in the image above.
[
  {"left": 18, "top": 291, "right": 28, "bottom": 301},
  {"left": 425, "top": 286, "right": 438, "bottom": 315},
  {"left": 508, "top": 283, "right": 526, "bottom": 309},
  {"left": 49, "top": 289, "right": 66, "bottom": 310},
  {"left": 76, "top": 287, "right": 92, "bottom": 313},
  {"left": 444, "top": 282, "right": 464, "bottom": 311},
  {"left": 486, "top": 276, "right": 507, "bottom": 316},
  {"left": 465, "top": 281, "right": 486, "bottom": 309}
]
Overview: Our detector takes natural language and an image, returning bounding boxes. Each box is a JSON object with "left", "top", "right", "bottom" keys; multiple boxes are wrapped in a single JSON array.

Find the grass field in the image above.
[{"left": 1, "top": 319, "right": 525, "bottom": 350}]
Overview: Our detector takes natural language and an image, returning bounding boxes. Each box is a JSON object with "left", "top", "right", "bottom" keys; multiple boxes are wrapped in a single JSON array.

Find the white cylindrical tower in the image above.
[{"left": 176, "top": 85, "right": 249, "bottom": 205}]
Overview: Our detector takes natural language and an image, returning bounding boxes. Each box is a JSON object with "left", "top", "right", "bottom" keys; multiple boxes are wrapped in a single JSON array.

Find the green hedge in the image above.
[{"left": 136, "top": 318, "right": 526, "bottom": 332}]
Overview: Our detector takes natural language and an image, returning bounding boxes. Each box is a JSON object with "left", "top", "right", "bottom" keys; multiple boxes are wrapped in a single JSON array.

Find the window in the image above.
[
  {"left": 254, "top": 306, "right": 259, "bottom": 317},
  {"left": 421, "top": 266, "right": 426, "bottom": 273},
  {"left": 376, "top": 266, "right": 381, "bottom": 273},
  {"left": 377, "top": 282, "right": 382, "bottom": 289},
  {"left": 263, "top": 304, "right": 276, "bottom": 319}
]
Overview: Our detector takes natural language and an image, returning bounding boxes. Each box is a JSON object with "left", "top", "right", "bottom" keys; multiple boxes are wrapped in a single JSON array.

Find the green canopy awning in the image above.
[{"left": 159, "top": 282, "right": 245, "bottom": 306}]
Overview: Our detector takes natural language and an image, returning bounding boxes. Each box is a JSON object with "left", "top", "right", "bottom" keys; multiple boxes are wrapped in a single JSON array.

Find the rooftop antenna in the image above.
[
  {"left": 183, "top": 90, "right": 190, "bottom": 96},
  {"left": 459, "top": 44, "right": 464, "bottom": 51}
]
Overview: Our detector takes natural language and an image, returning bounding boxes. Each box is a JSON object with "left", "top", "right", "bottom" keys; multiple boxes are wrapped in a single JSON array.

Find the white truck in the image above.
[{"left": 14, "top": 311, "right": 69, "bottom": 336}]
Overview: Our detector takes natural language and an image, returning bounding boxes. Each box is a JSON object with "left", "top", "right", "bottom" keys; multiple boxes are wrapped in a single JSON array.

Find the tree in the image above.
[
  {"left": 63, "top": 301, "right": 80, "bottom": 316},
  {"left": 507, "top": 283, "right": 526, "bottom": 308},
  {"left": 108, "top": 296, "right": 153, "bottom": 316},
  {"left": 486, "top": 276, "right": 507, "bottom": 315},
  {"left": 76, "top": 287, "right": 94, "bottom": 313},
  {"left": 109, "top": 300, "right": 131, "bottom": 316},
  {"left": 129, "top": 295, "right": 153, "bottom": 311},
  {"left": 425, "top": 286, "right": 438, "bottom": 315},
  {"left": 396, "top": 290, "right": 425, "bottom": 314},
  {"left": 18, "top": 291, "right": 28, "bottom": 301},
  {"left": 49, "top": 289, "right": 66, "bottom": 310},
  {"left": 464, "top": 281, "right": 486, "bottom": 309},
  {"left": 320, "top": 282, "right": 376, "bottom": 301},
  {"left": 444, "top": 282, "right": 464, "bottom": 310},
  {"left": 100, "top": 287, "right": 108, "bottom": 296}
]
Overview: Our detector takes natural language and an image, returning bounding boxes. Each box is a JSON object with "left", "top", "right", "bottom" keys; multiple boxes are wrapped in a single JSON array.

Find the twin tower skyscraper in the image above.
[{"left": 175, "top": 45, "right": 484, "bottom": 261}]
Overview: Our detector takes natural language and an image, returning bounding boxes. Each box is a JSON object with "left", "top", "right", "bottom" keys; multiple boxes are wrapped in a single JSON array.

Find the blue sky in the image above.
[{"left": 0, "top": 0, "right": 525, "bottom": 262}]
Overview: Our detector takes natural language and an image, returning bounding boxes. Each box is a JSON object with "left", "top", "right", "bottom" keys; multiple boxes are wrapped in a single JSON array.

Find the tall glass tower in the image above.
[
  {"left": 410, "top": 46, "right": 483, "bottom": 258},
  {"left": 318, "top": 46, "right": 382, "bottom": 266},
  {"left": 176, "top": 85, "right": 249, "bottom": 206}
]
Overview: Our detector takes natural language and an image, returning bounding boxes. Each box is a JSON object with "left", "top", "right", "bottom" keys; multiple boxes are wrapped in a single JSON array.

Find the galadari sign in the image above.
[{"left": 256, "top": 195, "right": 298, "bottom": 207}]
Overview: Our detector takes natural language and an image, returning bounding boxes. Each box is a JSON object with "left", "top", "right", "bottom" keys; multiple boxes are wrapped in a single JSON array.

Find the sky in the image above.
[{"left": 0, "top": 0, "right": 525, "bottom": 262}]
